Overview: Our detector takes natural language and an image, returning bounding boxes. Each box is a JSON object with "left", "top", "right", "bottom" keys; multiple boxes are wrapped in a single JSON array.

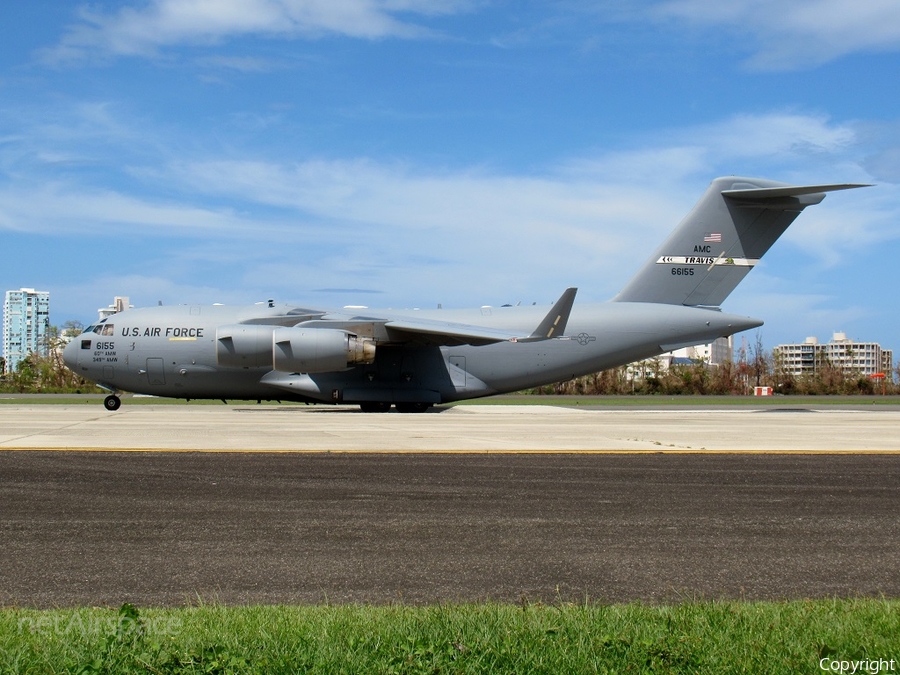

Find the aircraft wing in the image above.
[
  {"left": 383, "top": 317, "right": 525, "bottom": 346},
  {"left": 384, "top": 287, "right": 578, "bottom": 346},
  {"left": 295, "top": 287, "right": 578, "bottom": 347}
]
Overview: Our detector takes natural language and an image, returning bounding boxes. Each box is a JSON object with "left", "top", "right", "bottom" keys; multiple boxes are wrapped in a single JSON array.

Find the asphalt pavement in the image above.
[{"left": 2, "top": 451, "right": 898, "bottom": 607}]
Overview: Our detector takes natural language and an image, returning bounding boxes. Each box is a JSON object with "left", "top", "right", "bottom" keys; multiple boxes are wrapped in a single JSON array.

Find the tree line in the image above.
[
  {"left": 0, "top": 323, "right": 100, "bottom": 394},
  {"left": 531, "top": 337, "right": 900, "bottom": 396}
]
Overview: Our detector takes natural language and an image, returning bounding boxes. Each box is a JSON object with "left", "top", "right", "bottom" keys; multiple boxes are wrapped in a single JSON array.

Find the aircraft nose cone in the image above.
[{"left": 63, "top": 337, "right": 80, "bottom": 371}]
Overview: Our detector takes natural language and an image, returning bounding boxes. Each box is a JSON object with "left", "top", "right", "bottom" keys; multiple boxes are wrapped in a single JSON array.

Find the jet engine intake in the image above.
[
  {"left": 272, "top": 328, "right": 376, "bottom": 373},
  {"left": 216, "top": 324, "right": 278, "bottom": 368}
]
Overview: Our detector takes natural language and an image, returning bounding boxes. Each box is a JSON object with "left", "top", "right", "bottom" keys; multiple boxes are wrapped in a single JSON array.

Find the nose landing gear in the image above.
[{"left": 103, "top": 394, "right": 122, "bottom": 411}]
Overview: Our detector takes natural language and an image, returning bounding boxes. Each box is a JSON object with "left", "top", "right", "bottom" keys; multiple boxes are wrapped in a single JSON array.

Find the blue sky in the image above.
[{"left": 2, "top": 0, "right": 899, "bottom": 351}]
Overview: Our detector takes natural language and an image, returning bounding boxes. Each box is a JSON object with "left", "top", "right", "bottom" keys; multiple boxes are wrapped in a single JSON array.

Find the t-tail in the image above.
[{"left": 613, "top": 177, "right": 869, "bottom": 307}]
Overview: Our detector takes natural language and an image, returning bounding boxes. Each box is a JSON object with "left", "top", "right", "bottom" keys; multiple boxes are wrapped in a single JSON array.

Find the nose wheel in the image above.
[{"left": 103, "top": 395, "right": 122, "bottom": 411}]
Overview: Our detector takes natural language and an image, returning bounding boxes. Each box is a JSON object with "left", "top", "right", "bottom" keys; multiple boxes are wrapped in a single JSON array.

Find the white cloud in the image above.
[
  {"left": 124, "top": 111, "right": 886, "bottom": 302},
  {"left": 727, "top": 287, "right": 874, "bottom": 347},
  {"left": 42, "top": 0, "right": 471, "bottom": 63},
  {"left": 51, "top": 274, "right": 252, "bottom": 318},
  {"left": 3, "top": 106, "right": 896, "bottom": 321},
  {"left": 690, "top": 113, "right": 857, "bottom": 161},
  {"left": 173, "top": 157, "right": 661, "bottom": 229},
  {"left": 153, "top": 157, "right": 670, "bottom": 301},
  {"left": 781, "top": 182, "right": 900, "bottom": 263},
  {"left": 0, "top": 182, "right": 253, "bottom": 235},
  {"left": 654, "top": 0, "right": 900, "bottom": 69},
  {"left": 194, "top": 55, "right": 288, "bottom": 73},
  {"left": 38, "top": 1, "right": 900, "bottom": 70}
]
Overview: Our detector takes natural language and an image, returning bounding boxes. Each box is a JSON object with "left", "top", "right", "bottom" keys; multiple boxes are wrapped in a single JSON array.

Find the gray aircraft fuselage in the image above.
[
  {"left": 63, "top": 176, "right": 867, "bottom": 411},
  {"left": 64, "top": 301, "right": 758, "bottom": 407}
]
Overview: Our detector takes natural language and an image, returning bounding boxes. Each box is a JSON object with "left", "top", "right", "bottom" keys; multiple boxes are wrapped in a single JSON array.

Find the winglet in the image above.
[{"left": 525, "top": 287, "right": 577, "bottom": 341}]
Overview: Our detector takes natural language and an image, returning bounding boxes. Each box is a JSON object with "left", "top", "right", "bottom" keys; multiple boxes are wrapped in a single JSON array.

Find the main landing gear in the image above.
[{"left": 103, "top": 394, "right": 121, "bottom": 411}]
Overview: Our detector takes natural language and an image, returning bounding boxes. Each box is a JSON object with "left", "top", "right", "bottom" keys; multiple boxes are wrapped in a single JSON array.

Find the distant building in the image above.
[
  {"left": 627, "top": 336, "right": 733, "bottom": 380},
  {"left": 774, "top": 333, "right": 894, "bottom": 379},
  {"left": 98, "top": 296, "right": 132, "bottom": 321},
  {"left": 672, "top": 336, "right": 733, "bottom": 366},
  {"left": 3, "top": 288, "right": 51, "bottom": 373}
]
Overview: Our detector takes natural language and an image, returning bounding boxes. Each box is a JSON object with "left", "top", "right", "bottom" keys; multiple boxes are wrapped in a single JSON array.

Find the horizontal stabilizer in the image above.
[{"left": 722, "top": 183, "right": 870, "bottom": 200}]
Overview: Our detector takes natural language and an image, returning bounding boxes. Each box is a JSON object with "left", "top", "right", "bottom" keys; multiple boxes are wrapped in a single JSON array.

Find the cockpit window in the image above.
[
  {"left": 101, "top": 324, "right": 114, "bottom": 336},
  {"left": 84, "top": 325, "right": 96, "bottom": 334}
]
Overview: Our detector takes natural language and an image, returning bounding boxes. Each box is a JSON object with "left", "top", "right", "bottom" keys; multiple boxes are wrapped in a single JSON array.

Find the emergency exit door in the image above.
[{"left": 146, "top": 358, "right": 166, "bottom": 385}]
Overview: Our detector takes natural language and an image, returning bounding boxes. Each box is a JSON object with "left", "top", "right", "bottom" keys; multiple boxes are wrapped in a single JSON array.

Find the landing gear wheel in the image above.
[
  {"left": 359, "top": 402, "right": 392, "bottom": 413},
  {"left": 395, "top": 402, "right": 431, "bottom": 414},
  {"left": 103, "top": 395, "right": 121, "bottom": 411}
]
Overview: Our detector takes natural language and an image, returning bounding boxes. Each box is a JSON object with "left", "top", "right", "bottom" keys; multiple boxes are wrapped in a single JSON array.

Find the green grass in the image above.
[{"left": 3, "top": 600, "right": 899, "bottom": 674}]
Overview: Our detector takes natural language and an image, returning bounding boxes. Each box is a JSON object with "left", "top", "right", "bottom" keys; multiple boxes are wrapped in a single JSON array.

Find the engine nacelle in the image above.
[
  {"left": 272, "top": 328, "right": 376, "bottom": 373},
  {"left": 216, "top": 324, "right": 278, "bottom": 368}
]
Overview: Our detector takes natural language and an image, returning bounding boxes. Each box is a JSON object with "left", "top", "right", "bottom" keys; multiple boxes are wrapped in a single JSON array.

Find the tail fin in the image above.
[{"left": 613, "top": 177, "right": 868, "bottom": 306}]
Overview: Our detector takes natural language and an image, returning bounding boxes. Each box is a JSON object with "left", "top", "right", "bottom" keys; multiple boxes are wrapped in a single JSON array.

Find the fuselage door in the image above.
[
  {"left": 448, "top": 356, "right": 467, "bottom": 388},
  {"left": 146, "top": 358, "right": 166, "bottom": 385}
]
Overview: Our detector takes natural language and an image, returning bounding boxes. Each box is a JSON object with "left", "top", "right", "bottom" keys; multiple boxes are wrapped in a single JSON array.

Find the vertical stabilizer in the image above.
[{"left": 612, "top": 177, "right": 867, "bottom": 306}]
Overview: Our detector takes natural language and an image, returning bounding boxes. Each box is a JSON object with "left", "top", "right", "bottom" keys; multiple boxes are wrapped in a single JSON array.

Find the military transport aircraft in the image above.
[{"left": 64, "top": 176, "right": 865, "bottom": 412}]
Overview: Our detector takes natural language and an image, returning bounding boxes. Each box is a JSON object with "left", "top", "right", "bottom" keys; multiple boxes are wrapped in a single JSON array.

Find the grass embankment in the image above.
[{"left": 3, "top": 600, "right": 898, "bottom": 674}]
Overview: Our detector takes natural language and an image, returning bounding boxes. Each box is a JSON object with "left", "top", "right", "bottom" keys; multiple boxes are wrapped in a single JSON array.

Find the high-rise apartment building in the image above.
[
  {"left": 3, "top": 288, "right": 50, "bottom": 373},
  {"left": 774, "top": 333, "right": 894, "bottom": 378}
]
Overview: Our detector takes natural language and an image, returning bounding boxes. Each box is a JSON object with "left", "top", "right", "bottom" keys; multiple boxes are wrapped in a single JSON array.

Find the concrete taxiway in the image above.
[{"left": 1, "top": 403, "right": 899, "bottom": 452}]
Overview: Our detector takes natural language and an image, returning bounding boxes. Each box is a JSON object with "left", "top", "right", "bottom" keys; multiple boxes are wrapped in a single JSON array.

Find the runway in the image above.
[
  {"left": 1, "top": 403, "right": 899, "bottom": 607},
  {"left": 2, "top": 451, "right": 898, "bottom": 607},
  {"left": 1, "top": 402, "right": 899, "bottom": 452}
]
